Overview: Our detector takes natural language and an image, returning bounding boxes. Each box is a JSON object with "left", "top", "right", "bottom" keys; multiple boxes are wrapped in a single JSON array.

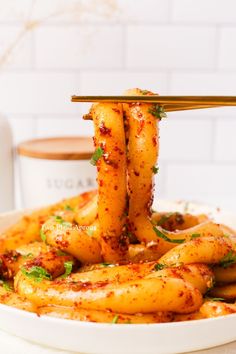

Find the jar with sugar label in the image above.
[
  {"left": 17, "top": 137, "right": 96, "bottom": 208},
  {"left": 0, "top": 115, "right": 14, "bottom": 212}
]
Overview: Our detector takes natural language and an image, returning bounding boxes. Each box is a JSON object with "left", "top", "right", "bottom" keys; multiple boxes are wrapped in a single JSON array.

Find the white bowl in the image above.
[{"left": 0, "top": 200, "right": 236, "bottom": 354}]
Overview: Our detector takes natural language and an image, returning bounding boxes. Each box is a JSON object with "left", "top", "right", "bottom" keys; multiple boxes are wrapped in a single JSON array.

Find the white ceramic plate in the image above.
[{"left": 0, "top": 200, "right": 236, "bottom": 354}]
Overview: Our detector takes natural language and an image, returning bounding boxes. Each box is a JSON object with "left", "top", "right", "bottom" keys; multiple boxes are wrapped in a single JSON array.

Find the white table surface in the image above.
[{"left": 1, "top": 329, "right": 236, "bottom": 354}]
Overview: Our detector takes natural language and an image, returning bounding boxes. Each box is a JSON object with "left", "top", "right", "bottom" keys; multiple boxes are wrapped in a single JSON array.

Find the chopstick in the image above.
[
  {"left": 71, "top": 95, "right": 236, "bottom": 106},
  {"left": 158, "top": 104, "right": 220, "bottom": 112},
  {"left": 82, "top": 104, "right": 220, "bottom": 120}
]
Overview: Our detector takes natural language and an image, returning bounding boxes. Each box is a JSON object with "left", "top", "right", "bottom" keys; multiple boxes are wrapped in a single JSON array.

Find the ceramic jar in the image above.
[{"left": 17, "top": 137, "right": 96, "bottom": 208}]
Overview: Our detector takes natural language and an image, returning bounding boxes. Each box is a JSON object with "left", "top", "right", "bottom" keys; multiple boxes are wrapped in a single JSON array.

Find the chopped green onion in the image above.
[
  {"left": 152, "top": 166, "right": 159, "bottom": 174},
  {"left": 0, "top": 280, "right": 13, "bottom": 292},
  {"left": 22, "top": 253, "right": 34, "bottom": 260},
  {"left": 100, "top": 263, "right": 115, "bottom": 268},
  {"left": 112, "top": 314, "right": 119, "bottom": 324},
  {"left": 205, "top": 297, "right": 225, "bottom": 302},
  {"left": 53, "top": 216, "right": 72, "bottom": 228},
  {"left": 40, "top": 229, "right": 47, "bottom": 243},
  {"left": 219, "top": 251, "right": 236, "bottom": 268},
  {"left": 64, "top": 205, "right": 74, "bottom": 211},
  {"left": 154, "top": 263, "right": 166, "bottom": 271},
  {"left": 59, "top": 261, "right": 73, "bottom": 279},
  {"left": 190, "top": 233, "right": 201, "bottom": 240},
  {"left": 140, "top": 89, "right": 149, "bottom": 95},
  {"left": 153, "top": 226, "right": 185, "bottom": 244}
]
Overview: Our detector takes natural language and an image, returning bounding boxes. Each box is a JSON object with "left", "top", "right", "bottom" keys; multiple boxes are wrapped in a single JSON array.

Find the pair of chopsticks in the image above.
[{"left": 71, "top": 95, "right": 236, "bottom": 119}]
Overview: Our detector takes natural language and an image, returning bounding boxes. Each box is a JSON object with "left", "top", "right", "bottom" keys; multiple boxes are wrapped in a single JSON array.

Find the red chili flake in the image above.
[
  {"left": 55, "top": 235, "right": 69, "bottom": 248},
  {"left": 137, "top": 119, "right": 145, "bottom": 135},
  {"left": 99, "top": 122, "right": 112, "bottom": 136},
  {"left": 152, "top": 136, "right": 158, "bottom": 146},
  {"left": 137, "top": 112, "right": 143, "bottom": 119},
  {"left": 112, "top": 108, "right": 120, "bottom": 114},
  {"left": 114, "top": 146, "right": 124, "bottom": 155}
]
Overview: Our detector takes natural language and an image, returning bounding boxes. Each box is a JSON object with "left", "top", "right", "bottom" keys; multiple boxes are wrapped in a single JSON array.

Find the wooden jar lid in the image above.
[{"left": 17, "top": 137, "right": 94, "bottom": 160}]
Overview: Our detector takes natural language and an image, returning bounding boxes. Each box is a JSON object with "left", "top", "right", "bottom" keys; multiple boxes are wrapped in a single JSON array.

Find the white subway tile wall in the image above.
[{"left": 0, "top": 0, "right": 235, "bottom": 210}]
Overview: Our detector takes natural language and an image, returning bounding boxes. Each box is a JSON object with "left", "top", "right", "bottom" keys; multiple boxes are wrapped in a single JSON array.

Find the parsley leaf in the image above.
[
  {"left": 219, "top": 251, "right": 236, "bottom": 268},
  {"left": 154, "top": 263, "right": 166, "bottom": 271},
  {"left": 112, "top": 314, "right": 119, "bottom": 324},
  {"left": 21, "top": 266, "right": 52, "bottom": 282},
  {"left": 148, "top": 104, "right": 167, "bottom": 120},
  {"left": 59, "top": 261, "right": 73, "bottom": 279},
  {"left": 152, "top": 166, "right": 159, "bottom": 174},
  {"left": 153, "top": 226, "right": 185, "bottom": 244},
  {"left": 90, "top": 147, "right": 104, "bottom": 166}
]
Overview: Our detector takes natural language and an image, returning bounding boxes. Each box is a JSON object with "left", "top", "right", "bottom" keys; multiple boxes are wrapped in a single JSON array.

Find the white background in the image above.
[{"left": 0, "top": 0, "right": 236, "bottom": 210}]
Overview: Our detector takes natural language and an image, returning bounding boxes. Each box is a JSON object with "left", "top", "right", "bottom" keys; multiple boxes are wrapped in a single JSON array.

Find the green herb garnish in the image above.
[
  {"left": 21, "top": 266, "right": 52, "bottom": 282},
  {"left": 40, "top": 229, "right": 47, "bottom": 243},
  {"left": 152, "top": 166, "right": 159, "bottom": 174},
  {"left": 53, "top": 216, "right": 72, "bottom": 228},
  {"left": 59, "top": 261, "right": 73, "bottom": 279},
  {"left": 148, "top": 104, "right": 167, "bottom": 120},
  {"left": 190, "top": 233, "right": 201, "bottom": 240},
  {"left": 211, "top": 297, "right": 225, "bottom": 301},
  {"left": 22, "top": 253, "right": 34, "bottom": 260},
  {"left": 0, "top": 280, "right": 13, "bottom": 292},
  {"left": 205, "top": 297, "right": 225, "bottom": 302},
  {"left": 90, "top": 147, "right": 104, "bottom": 166},
  {"left": 154, "top": 263, "right": 166, "bottom": 271},
  {"left": 100, "top": 263, "right": 115, "bottom": 268},
  {"left": 153, "top": 226, "right": 185, "bottom": 244},
  {"left": 54, "top": 215, "right": 63, "bottom": 222},
  {"left": 140, "top": 89, "right": 149, "bottom": 95},
  {"left": 56, "top": 250, "right": 68, "bottom": 257},
  {"left": 219, "top": 251, "right": 236, "bottom": 268},
  {"left": 64, "top": 205, "right": 74, "bottom": 211},
  {"left": 112, "top": 314, "right": 119, "bottom": 324}
]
